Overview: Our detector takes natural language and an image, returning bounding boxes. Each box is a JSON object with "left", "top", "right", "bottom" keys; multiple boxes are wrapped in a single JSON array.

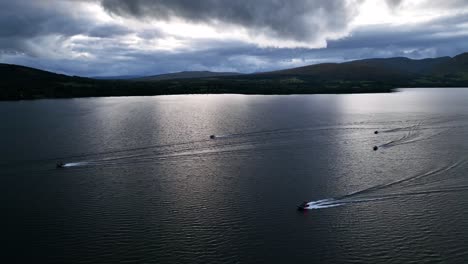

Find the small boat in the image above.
[
  {"left": 297, "top": 201, "right": 309, "bottom": 211},
  {"left": 374, "top": 131, "right": 379, "bottom": 134},
  {"left": 210, "top": 135, "right": 216, "bottom": 139},
  {"left": 56, "top": 162, "right": 65, "bottom": 168},
  {"left": 373, "top": 146, "right": 379, "bottom": 151}
]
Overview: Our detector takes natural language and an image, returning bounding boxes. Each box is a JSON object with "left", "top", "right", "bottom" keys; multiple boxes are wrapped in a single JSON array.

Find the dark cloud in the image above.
[
  {"left": 0, "top": 1, "right": 85, "bottom": 39},
  {"left": 100, "top": 0, "right": 363, "bottom": 44},
  {"left": 87, "top": 24, "right": 133, "bottom": 38},
  {"left": 0, "top": 1, "right": 79, "bottom": 55},
  {"left": 0, "top": 0, "right": 132, "bottom": 56}
]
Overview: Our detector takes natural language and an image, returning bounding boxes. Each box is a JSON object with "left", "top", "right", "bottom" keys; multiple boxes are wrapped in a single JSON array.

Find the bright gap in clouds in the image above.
[
  {"left": 353, "top": 0, "right": 447, "bottom": 26},
  {"left": 83, "top": 1, "right": 115, "bottom": 23}
]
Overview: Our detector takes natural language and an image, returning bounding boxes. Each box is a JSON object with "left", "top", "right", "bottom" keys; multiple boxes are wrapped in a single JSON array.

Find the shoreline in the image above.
[{"left": 0, "top": 89, "right": 396, "bottom": 101}]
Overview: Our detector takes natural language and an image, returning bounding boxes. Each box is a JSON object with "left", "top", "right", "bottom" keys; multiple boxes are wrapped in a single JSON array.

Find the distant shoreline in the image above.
[
  {"left": 6, "top": 87, "right": 468, "bottom": 101},
  {"left": 0, "top": 88, "right": 396, "bottom": 101}
]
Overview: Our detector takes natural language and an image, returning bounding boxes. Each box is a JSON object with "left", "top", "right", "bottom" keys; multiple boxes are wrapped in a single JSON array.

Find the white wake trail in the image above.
[{"left": 63, "top": 162, "right": 89, "bottom": 167}]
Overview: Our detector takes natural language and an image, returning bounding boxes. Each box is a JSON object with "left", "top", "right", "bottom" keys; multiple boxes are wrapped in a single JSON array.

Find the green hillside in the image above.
[{"left": 136, "top": 71, "right": 242, "bottom": 81}]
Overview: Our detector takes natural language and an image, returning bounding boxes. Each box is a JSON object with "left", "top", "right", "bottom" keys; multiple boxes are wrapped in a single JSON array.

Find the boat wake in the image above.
[
  {"left": 62, "top": 162, "right": 90, "bottom": 167},
  {"left": 303, "top": 160, "right": 468, "bottom": 210},
  {"left": 305, "top": 199, "right": 344, "bottom": 209},
  {"left": 304, "top": 186, "right": 468, "bottom": 210},
  {"left": 52, "top": 115, "right": 467, "bottom": 169},
  {"left": 376, "top": 118, "right": 459, "bottom": 150}
]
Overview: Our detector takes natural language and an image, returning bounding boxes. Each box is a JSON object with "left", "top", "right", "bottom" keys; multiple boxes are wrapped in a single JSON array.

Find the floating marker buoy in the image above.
[{"left": 373, "top": 146, "right": 379, "bottom": 151}]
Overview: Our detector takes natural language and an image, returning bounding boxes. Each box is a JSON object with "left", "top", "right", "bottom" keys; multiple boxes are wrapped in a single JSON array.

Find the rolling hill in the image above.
[
  {"left": 260, "top": 55, "right": 457, "bottom": 78},
  {"left": 135, "top": 71, "right": 242, "bottom": 81},
  {"left": 1, "top": 52, "right": 468, "bottom": 100}
]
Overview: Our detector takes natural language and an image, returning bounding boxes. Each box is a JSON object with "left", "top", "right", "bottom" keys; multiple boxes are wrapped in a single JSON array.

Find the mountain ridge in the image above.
[
  {"left": 1, "top": 52, "right": 468, "bottom": 100},
  {"left": 135, "top": 71, "right": 243, "bottom": 81}
]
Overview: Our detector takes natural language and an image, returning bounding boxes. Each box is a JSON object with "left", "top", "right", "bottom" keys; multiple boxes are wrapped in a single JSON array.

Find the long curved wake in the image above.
[{"left": 303, "top": 160, "right": 467, "bottom": 210}]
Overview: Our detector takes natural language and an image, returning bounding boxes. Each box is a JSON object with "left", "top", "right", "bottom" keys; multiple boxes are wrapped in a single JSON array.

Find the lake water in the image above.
[{"left": 2, "top": 88, "right": 468, "bottom": 263}]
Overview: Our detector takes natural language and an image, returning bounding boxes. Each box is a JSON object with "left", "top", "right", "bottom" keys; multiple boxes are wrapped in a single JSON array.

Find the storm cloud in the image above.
[
  {"left": 0, "top": 0, "right": 468, "bottom": 76},
  {"left": 0, "top": 0, "right": 132, "bottom": 57},
  {"left": 100, "top": 0, "right": 363, "bottom": 47}
]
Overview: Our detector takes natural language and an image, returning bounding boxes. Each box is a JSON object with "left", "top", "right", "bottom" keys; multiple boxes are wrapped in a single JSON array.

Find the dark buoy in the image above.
[
  {"left": 373, "top": 146, "right": 379, "bottom": 151},
  {"left": 210, "top": 135, "right": 216, "bottom": 139},
  {"left": 374, "top": 130, "right": 379, "bottom": 134}
]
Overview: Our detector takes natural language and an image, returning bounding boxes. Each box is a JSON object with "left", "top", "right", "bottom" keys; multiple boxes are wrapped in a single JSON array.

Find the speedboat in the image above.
[
  {"left": 210, "top": 135, "right": 216, "bottom": 139},
  {"left": 56, "top": 162, "right": 65, "bottom": 168},
  {"left": 297, "top": 201, "right": 309, "bottom": 211},
  {"left": 374, "top": 130, "right": 379, "bottom": 134},
  {"left": 373, "top": 146, "right": 379, "bottom": 151}
]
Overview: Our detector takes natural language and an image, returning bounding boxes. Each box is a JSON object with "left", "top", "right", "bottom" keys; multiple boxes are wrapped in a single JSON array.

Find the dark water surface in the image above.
[{"left": 2, "top": 88, "right": 468, "bottom": 263}]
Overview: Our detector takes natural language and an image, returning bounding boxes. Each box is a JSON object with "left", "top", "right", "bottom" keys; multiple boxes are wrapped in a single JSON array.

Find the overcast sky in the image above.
[{"left": 0, "top": 0, "right": 467, "bottom": 76}]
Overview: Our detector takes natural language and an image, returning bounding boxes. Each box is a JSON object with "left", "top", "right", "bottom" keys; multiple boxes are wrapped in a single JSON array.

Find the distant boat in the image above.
[
  {"left": 56, "top": 162, "right": 65, "bottom": 168},
  {"left": 373, "top": 146, "right": 379, "bottom": 151},
  {"left": 374, "top": 131, "right": 379, "bottom": 134},
  {"left": 297, "top": 201, "right": 309, "bottom": 211},
  {"left": 210, "top": 135, "right": 216, "bottom": 139}
]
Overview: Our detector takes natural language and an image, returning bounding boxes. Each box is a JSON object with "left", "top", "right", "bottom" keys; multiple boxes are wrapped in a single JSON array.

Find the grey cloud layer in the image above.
[
  {"left": 100, "top": 0, "right": 362, "bottom": 43},
  {"left": 1, "top": 0, "right": 468, "bottom": 76},
  {"left": 387, "top": 0, "right": 468, "bottom": 9},
  {"left": 0, "top": 0, "right": 131, "bottom": 55},
  {"left": 420, "top": 0, "right": 468, "bottom": 8}
]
